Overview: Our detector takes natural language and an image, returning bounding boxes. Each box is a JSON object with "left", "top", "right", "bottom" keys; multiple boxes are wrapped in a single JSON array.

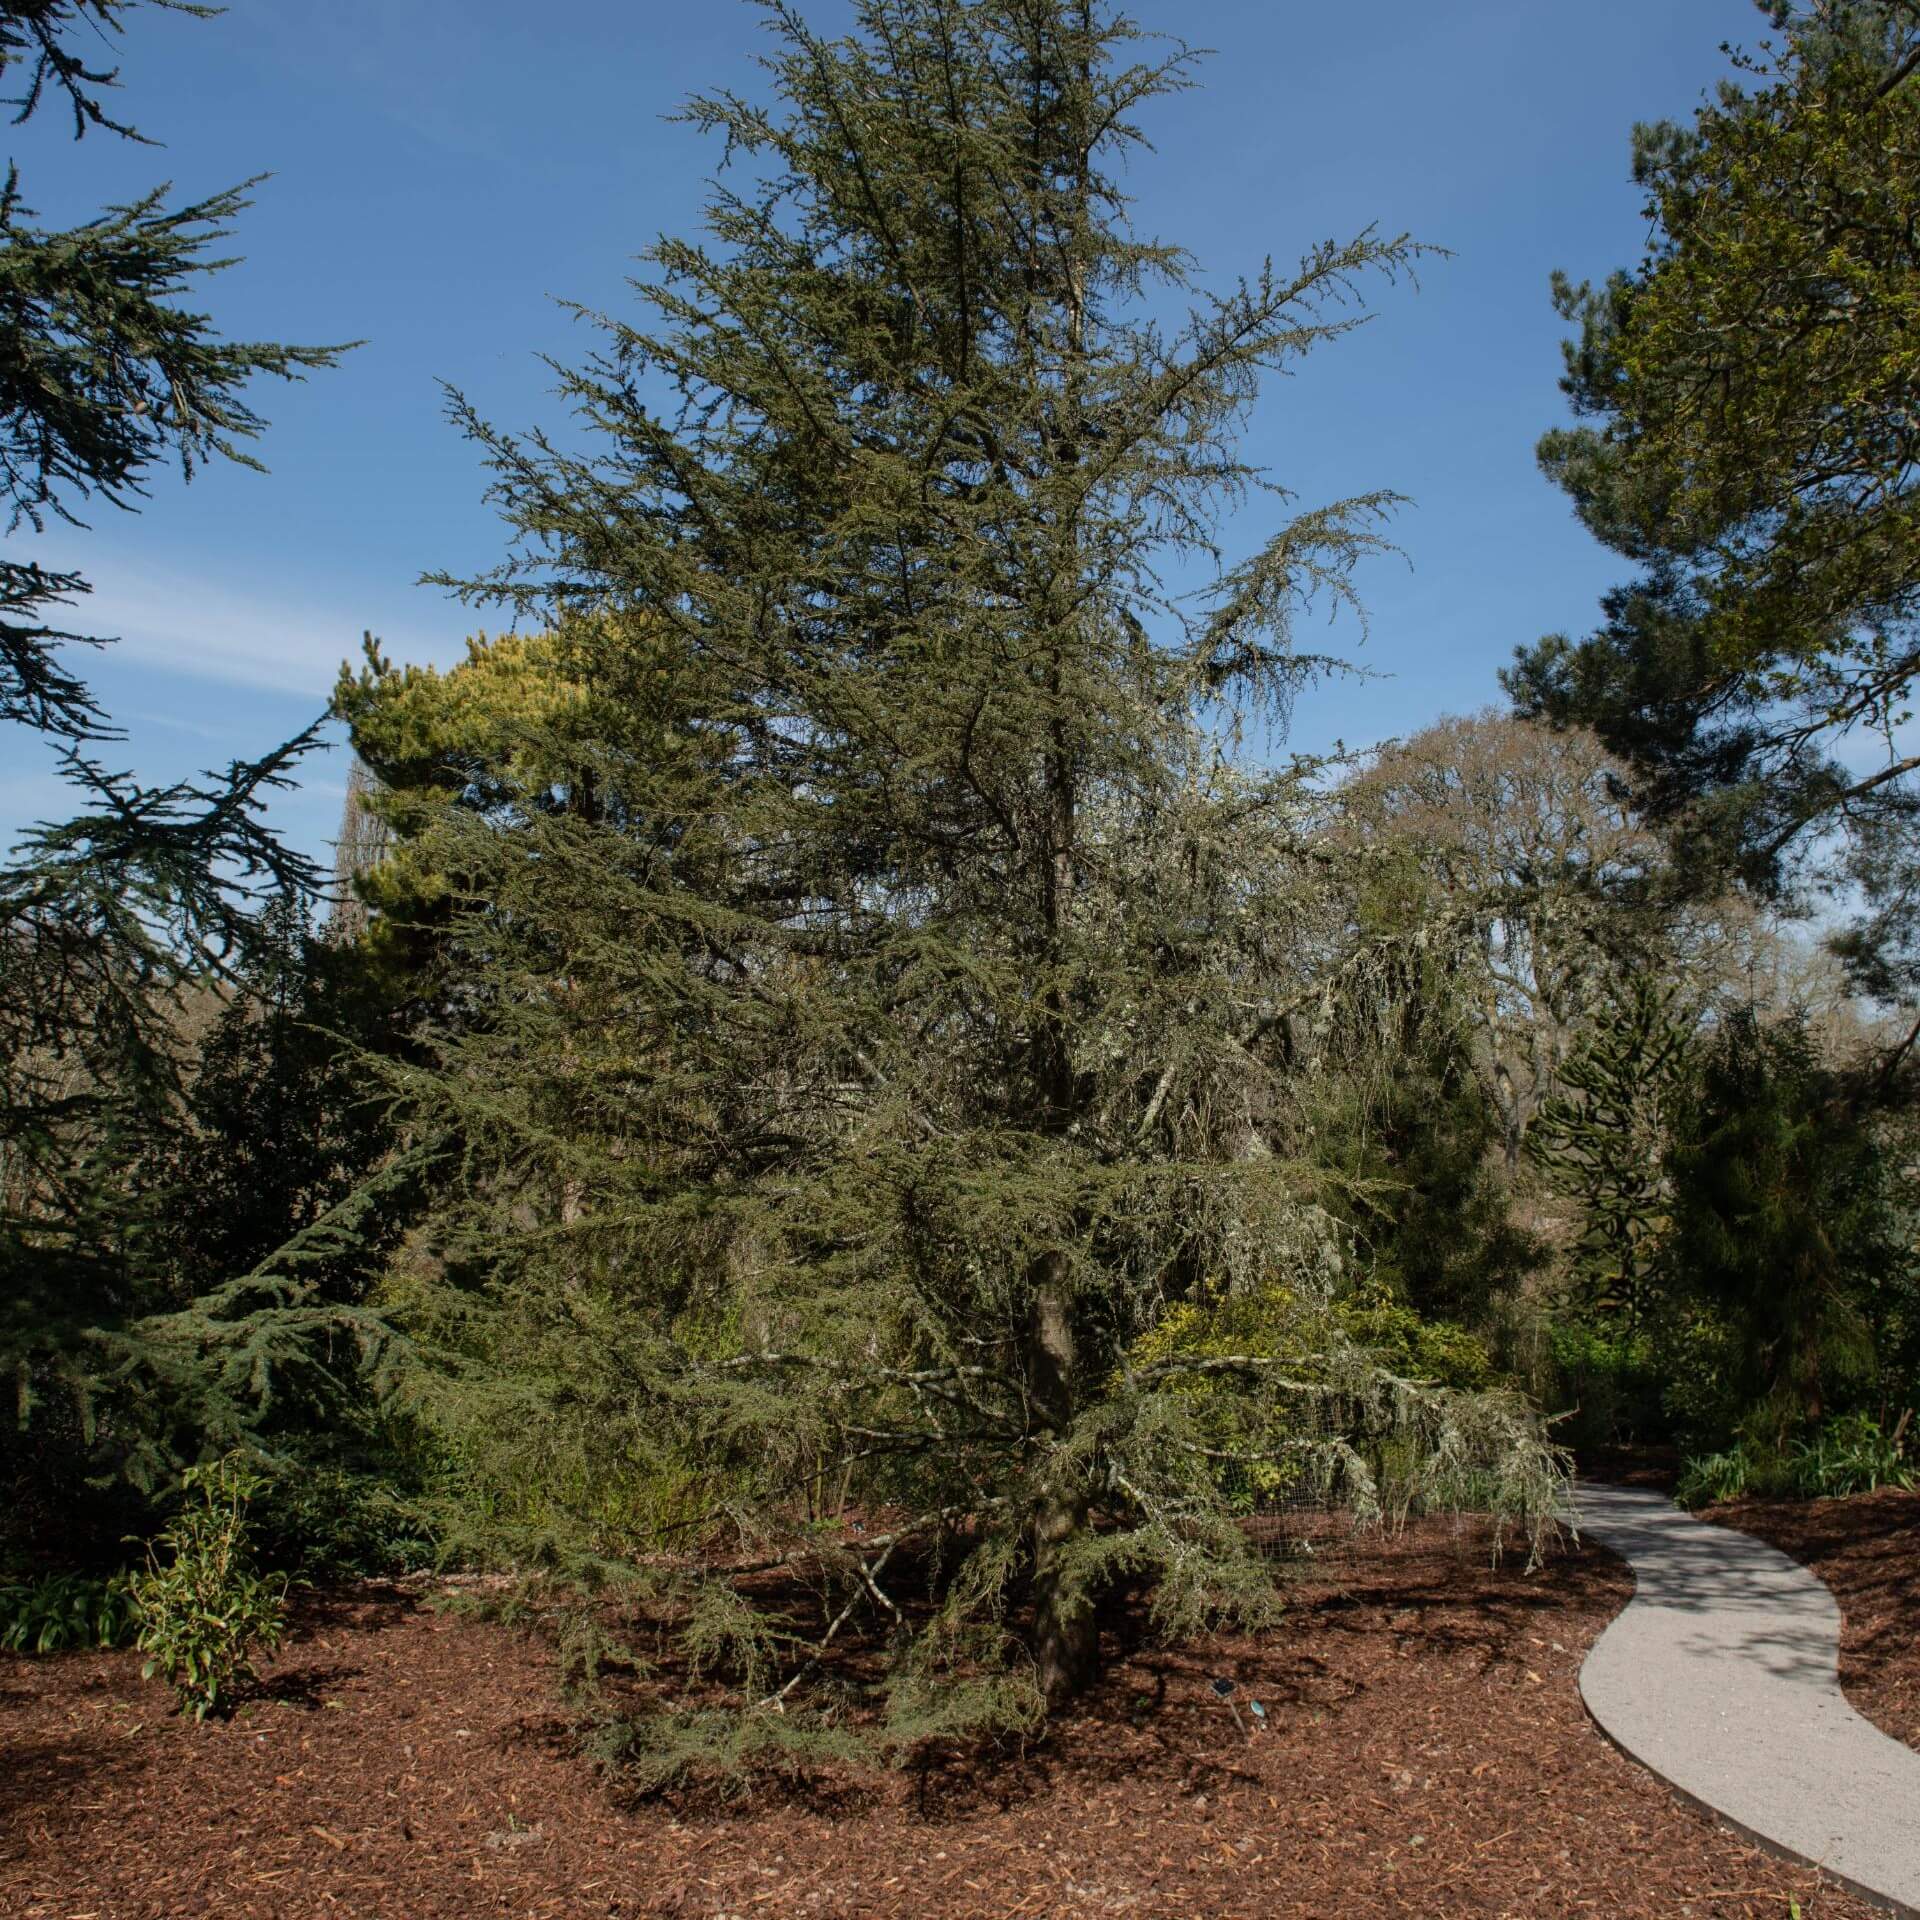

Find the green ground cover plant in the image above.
[{"left": 0, "top": 1569, "right": 137, "bottom": 1653}]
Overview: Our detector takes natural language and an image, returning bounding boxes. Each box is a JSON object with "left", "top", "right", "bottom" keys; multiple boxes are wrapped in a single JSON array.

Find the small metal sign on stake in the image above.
[{"left": 1210, "top": 1676, "right": 1248, "bottom": 1739}]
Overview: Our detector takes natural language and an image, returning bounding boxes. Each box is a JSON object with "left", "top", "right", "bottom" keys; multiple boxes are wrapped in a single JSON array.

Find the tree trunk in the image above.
[
  {"left": 1025, "top": 20, "right": 1100, "bottom": 1707},
  {"left": 1031, "top": 1472, "right": 1096, "bottom": 1703},
  {"left": 1027, "top": 1258, "right": 1097, "bottom": 1702}
]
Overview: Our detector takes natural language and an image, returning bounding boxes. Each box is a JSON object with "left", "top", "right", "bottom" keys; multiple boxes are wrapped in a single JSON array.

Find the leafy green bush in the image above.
[
  {"left": 130, "top": 1454, "right": 290, "bottom": 1721},
  {"left": 0, "top": 1570, "right": 138, "bottom": 1653},
  {"left": 1677, "top": 1413, "right": 1914, "bottom": 1507},
  {"left": 250, "top": 1462, "right": 436, "bottom": 1578},
  {"left": 1125, "top": 1261, "right": 1481, "bottom": 1512},
  {"left": 1119, "top": 1247, "right": 1565, "bottom": 1544},
  {"left": 1547, "top": 1322, "right": 1665, "bottom": 1449},
  {"left": 1650, "top": 1304, "right": 1748, "bottom": 1455},
  {"left": 1338, "top": 1290, "right": 1495, "bottom": 1392},
  {"left": 1791, "top": 1413, "right": 1915, "bottom": 1498},
  {"left": 1675, "top": 1447, "right": 1755, "bottom": 1508}
]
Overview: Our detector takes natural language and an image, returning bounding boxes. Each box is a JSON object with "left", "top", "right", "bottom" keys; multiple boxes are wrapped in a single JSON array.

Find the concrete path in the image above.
[{"left": 1573, "top": 1482, "right": 1920, "bottom": 1915}]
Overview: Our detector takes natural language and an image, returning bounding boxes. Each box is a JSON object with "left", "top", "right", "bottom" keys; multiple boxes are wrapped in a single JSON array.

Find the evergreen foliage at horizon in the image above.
[
  {"left": 0, "top": 0, "right": 1912, "bottom": 1772},
  {"left": 0, "top": 0, "right": 390, "bottom": 1555},
  {"left": 345, "top": 0, "right": 1566, "bottom": 1765}
]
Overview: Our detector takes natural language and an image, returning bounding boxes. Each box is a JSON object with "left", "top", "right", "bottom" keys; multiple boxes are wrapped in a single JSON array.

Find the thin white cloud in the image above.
[
  {"left": 19, "top": 539, "right": 473, "bottom": 700},
  {"left": 124, "top": 706, "right": 246, "bottom": 742}
]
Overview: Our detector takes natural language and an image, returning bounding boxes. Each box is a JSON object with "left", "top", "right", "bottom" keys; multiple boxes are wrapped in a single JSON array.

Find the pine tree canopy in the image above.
[
  {"left": 1507, "top": 0, "right": 1920, "bottom": 1010},
  {"left": 1667, "top": 1009, "right": 1889, "bottom": 1429},
  {"left": 0, "top": 0, "right": 354, "bottom": 738},
  {"left": 2, "top": 2, "right": 213, "bottom": 144},
  {"left": 359, "top": 0, "right": 1565, "bottom": 1771},
  {"left": 0, "top": 0, "right": 377, "bottom": 1541}
]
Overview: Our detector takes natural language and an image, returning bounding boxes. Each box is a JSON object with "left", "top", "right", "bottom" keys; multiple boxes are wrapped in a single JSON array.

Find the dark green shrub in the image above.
[
  {"left": 1666, "top": 1012, "right": 1885, "bottom": 1432},
  {"left": 1649, "top": 1303, "right": 1748, "bottom": 1454},
  {"left": 249, "top": 1462, "right": 436, "bottom": 1578},
  {"left": 1548, "top": 1322, "right": 1665, "bottom": 1449},
  {"left": 1791, "top": 1412, "right": 1915, "bottom": 1498},
  {"left": 0, "top": 1570, "right": 138, "bottom": 1653}
]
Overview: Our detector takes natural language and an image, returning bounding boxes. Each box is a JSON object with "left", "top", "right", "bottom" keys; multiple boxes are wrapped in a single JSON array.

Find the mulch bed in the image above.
[
  {"left": 0, "top": 1519, "right": 1881, "bottom": 1919},
  {"left": 1705, "top": 1486, "right": 1920, "bottom": 1753}
]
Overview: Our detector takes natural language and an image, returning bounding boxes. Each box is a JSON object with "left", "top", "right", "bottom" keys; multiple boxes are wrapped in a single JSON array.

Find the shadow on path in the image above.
[{"left": 1575, "top": 1482, "right": 1920, "bottom": 1916}]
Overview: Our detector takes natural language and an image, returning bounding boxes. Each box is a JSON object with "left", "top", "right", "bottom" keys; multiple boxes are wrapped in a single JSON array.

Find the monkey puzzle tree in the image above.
[
  {"left": 1530, "top": 975, "right": 1696, "bottom": 1333},
  {"left": 383, "top": 0, "right": 1563, "bottom": 1766}
]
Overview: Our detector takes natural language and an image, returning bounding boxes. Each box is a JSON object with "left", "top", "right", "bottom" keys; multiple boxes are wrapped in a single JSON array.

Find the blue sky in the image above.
[{"left": 2, "top": 0, "right": 1761, "bottom": 870}]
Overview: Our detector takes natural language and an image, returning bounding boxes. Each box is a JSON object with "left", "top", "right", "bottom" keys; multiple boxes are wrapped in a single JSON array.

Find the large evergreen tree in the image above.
[
  {"left": 1531, "top": 976, "right": 1695, "bottom": 1332},
  {"left": 371, "top": 0, "right": 1563, "bottom": 1769},
  {"left": 1667, "top": 1010, "right": 1889, "bottom": 1431},
  {"left": 1507, "top": 0, "right": 1920, "bottom": 1013},
  {"left": 0, "top": 0, "right": 370, "bottom": 1547}
]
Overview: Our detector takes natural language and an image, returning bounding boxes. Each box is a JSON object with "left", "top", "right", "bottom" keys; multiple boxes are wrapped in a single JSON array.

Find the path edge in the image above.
[{"left": 1574, "top": 1495, "right": 1919, "bottom": 1920}]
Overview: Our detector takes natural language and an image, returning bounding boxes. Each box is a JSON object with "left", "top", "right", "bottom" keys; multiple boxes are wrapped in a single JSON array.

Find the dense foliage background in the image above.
[{"left": 4, "top": 0, "right": 1917, "bottom": 1770}]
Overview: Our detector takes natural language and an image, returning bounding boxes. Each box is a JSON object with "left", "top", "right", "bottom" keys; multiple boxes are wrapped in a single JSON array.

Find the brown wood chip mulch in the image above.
[
  {"left": 0, "top": 1518, "right": 1886, "bottom": 1919},
  {"left": 1705, "top": 1485, "right": 1920, "bottom": 1754}
]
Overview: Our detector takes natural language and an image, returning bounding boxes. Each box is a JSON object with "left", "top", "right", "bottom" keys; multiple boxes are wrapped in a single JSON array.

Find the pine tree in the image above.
[
  {"left": 1667, "top": 1009, "right": 1889, "bottom": 1432},
  {"left": 1507, "top": 1, "right": 1920, "bottom": 1011},
  {"left": 0, "top": 0, "right": 351, "bottom": 737},
  {"left": 374, "top": 0, "right": 1565, "bottom": 1767},
  {"left": 0, "top": 1, "right": 372, "bottom": 1548}
]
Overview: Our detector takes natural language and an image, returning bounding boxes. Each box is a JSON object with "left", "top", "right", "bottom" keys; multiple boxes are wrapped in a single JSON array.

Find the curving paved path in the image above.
[{"left": 1573, "top": 1482, "right": 1920, "bottom": 1916}]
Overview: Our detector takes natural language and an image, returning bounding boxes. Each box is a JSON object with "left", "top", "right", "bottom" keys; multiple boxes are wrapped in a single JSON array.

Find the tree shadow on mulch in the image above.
[
  {"left": 609, "top": 1524, "right": 1632, "bottom": 1830},
  {"left": 250, "top": 1659, "right": 366, "bottom": 1710},
  {"left": 0, "top": 1735, "right": 146, "bottom": 1850},
  {"left": 896, "top": 1535, "right": 1630, "bottom": 1824},
  {"left": 288, "top": 1579, "right": 420, "bottom": 1636},
  {"left": 241, "top": 1582, "right": 413, "bottom": 1709}
]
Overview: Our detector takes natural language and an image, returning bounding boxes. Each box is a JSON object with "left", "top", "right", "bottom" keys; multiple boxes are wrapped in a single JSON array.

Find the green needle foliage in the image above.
[
  {"left": 364, "top": 0, "right": 1567, "bottom": 1777},
  {"left": 0, "top": 0, "right": 382, "bottom": 1551},
  {"left": 1667, "top": 1010, "right": 1890, "bottom": 1435},
  {"left": 1531, "top": 976, "right": 1695, "bottom": 1332},
  {"left": 0, "top": 0, "right": 355, "bottom": 739},
  {"left": 2, "top": 2, "right": 215, "bottom": 143}
]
